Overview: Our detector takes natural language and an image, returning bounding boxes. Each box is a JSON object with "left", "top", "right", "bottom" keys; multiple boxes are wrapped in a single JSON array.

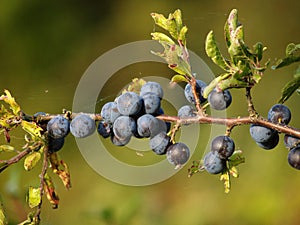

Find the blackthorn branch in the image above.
[{"left": 0, "top": 8, "right": 299, "bottom": 225}]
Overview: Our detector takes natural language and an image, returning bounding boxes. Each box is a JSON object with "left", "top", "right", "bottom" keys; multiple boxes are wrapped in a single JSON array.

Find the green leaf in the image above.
[
  {"left": 253, "top": 42, "right": 264, "bottom": 61},
  {"left": 227, "top": 25, "right": 245, "bottom": 61},
  {"left": 278, "top": 67, "right": 300, "bottom": 103},
  {"left": 217, "top": 76, "right": 249, "bottom": 91},
  {"left": 225, "top": 9, "right": 239, "bottom": 47},
  {"left": 205, "top": 31, "right": 231, "bottom": 72},
  {"left": 202, "top": 73, "right": 232, "bottom": 98},
  {"left": 27, "top": 187, "right": 41, "bottom": 208},
  {"left": 228, "top": 150, "right": 245, "bottom": 167},
  {"left": 224, "top": 21, "right": 231, "bottom": 48},
  {"left": 24, "top": 152, "right": 41, "bottom": 171},
  {"left": 272, "top": 56, "right": 300, "bottom": 69},
  {"left": 188, "top": 160, "right": 203, "bottom": 177},
  {"left": 0, "top": 145, "right": 14, "bottom": 153},
  {"left": 21, "top": 121, "right": 43, "bottom": 139},
  {"left": 286, "top": 43, "right": 300, "bottom": 56},
  {"left": 171, "top": 75, "right": 188, "bottom": 83},
  {"left": 272, "top": 43, "right": 300, "bottom": 69}
]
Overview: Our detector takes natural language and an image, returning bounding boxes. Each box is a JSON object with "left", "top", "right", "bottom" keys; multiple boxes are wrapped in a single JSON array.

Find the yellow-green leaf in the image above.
[
  {"left": 171, "top": 75, "right": 188, "bottom": 83},
  {"left": 21, "top": 121, "right": 43, "bottom": 139},
  {"left": 0, "top": 145, "right": 14, "bottom": 153},
  {"left": 50, "top": 153, "right": 71, "bottom": 189},
  {"left": 151, "top": 12, "right": 177, "bottom": 40},
  {"left": 229, "top": 166, "right": 239, "bottom": 178},
  {"left": 27, "top": 187, "right": 41, "bottom": 208},
  {"left": 24, "top": 152, "right": 41, "bottom": 171},
  {"left": 151, "top": 12, "right": 170, "bottom": 31},
  {"left": 0, "top": 201, "right": 7, "bottom": 225},
  {"left": 173, "top": 9, "right": 183, "bottom": 31},
  {"left": 44, "top": 173, "right": 59, "bottom": 209},
  {"left": 178, "top": 26, "right": 188, "bottom": 45},
  {"left": 151, "top": 9, "right": 186, "bottom": 43},
  {"left": 0, "top": 90, "right": 21, "bottom": 115},
  {"left": 220, "top": 170, "right": 231, "bottom": 194},
  {"left": 151, "top": 32, "right": 175, "bottom": 44},
  {"left": 121, "top": 78, "right": 146, "bottom": 94}
]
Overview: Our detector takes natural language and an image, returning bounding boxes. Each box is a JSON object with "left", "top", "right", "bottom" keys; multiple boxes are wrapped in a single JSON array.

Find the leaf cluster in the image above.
[
  {"left": 272, "top": 43, "right": 300, "bottom": 103},
  {"left": 203, "top": 9, "right": 269, "bottom": 98},
  {"left": 0, "top": 90, "right": 71, "bottom": 224}
]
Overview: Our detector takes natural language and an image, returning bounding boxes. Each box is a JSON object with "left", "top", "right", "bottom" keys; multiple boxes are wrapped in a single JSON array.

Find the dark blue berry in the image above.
[
  {"left": 166, "top": 142, "right": 190, "bottom": 168},
  {"left": 70, "top": 114, "right": 96, "bottom": 138},
  {"left": 288, "top": 146, "right": 300, "bottom": 170},
  {"left": 203, "top": 151, "right": 226, "bottom": 174},
  {"left": 268, "top": 104, "right": 291, "bottom": 125},
  {"left": 211, "top": 135, "right": 235, "bottom": 159},
  {"left": 149, "top": 132, "right": 170, "bottom": 155},
  {"left": 208, "top": 89, "right": 232, "bottom": 110},
  {"left": 47, "top": 116, "right": 70, "bottom": 139}
]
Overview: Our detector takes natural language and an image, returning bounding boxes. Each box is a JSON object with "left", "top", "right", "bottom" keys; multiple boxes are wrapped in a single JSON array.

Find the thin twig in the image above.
[
  {"left": 33, "top": 146, "right": 49, "bottom": 224},
  {"left": 245, "top": 87, "right": 257, "bottom": 117},
  {"left": 22, "top": 112, "right": 102, "bottom": 123},
  {"left": 0, "top": 148, "right": 32, "bottom": 173}
]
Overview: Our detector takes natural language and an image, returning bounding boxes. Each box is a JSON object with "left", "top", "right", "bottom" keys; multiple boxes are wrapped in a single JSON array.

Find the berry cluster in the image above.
[
  {"left": 203, "top": 136, "right": 235, "bottom": 174},
  {"left": 45, "top": 113, "right": 96, "bottom": 153},
  {"left": 97, "top": 81, "right": 190, "bottom": 168},
  {"left": 44, "top": 79, "right": 235, "bottom": 169},
  {"left": 249, "top": 104, "right": 300, "bottom": 169}
]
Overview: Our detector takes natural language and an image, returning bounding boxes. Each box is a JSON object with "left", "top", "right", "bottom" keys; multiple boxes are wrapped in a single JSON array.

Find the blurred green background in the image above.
[{"left": 1, "top": 0, "right": 300, "bottom": 224}]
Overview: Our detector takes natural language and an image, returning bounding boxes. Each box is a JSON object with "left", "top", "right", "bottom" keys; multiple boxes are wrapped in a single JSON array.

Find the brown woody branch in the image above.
[
  {"left": 0, "top": 148, "right": 32, "bottom": 173},
  {"left": 157, "top": 114, "right": 300, "bottom": 138}
]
